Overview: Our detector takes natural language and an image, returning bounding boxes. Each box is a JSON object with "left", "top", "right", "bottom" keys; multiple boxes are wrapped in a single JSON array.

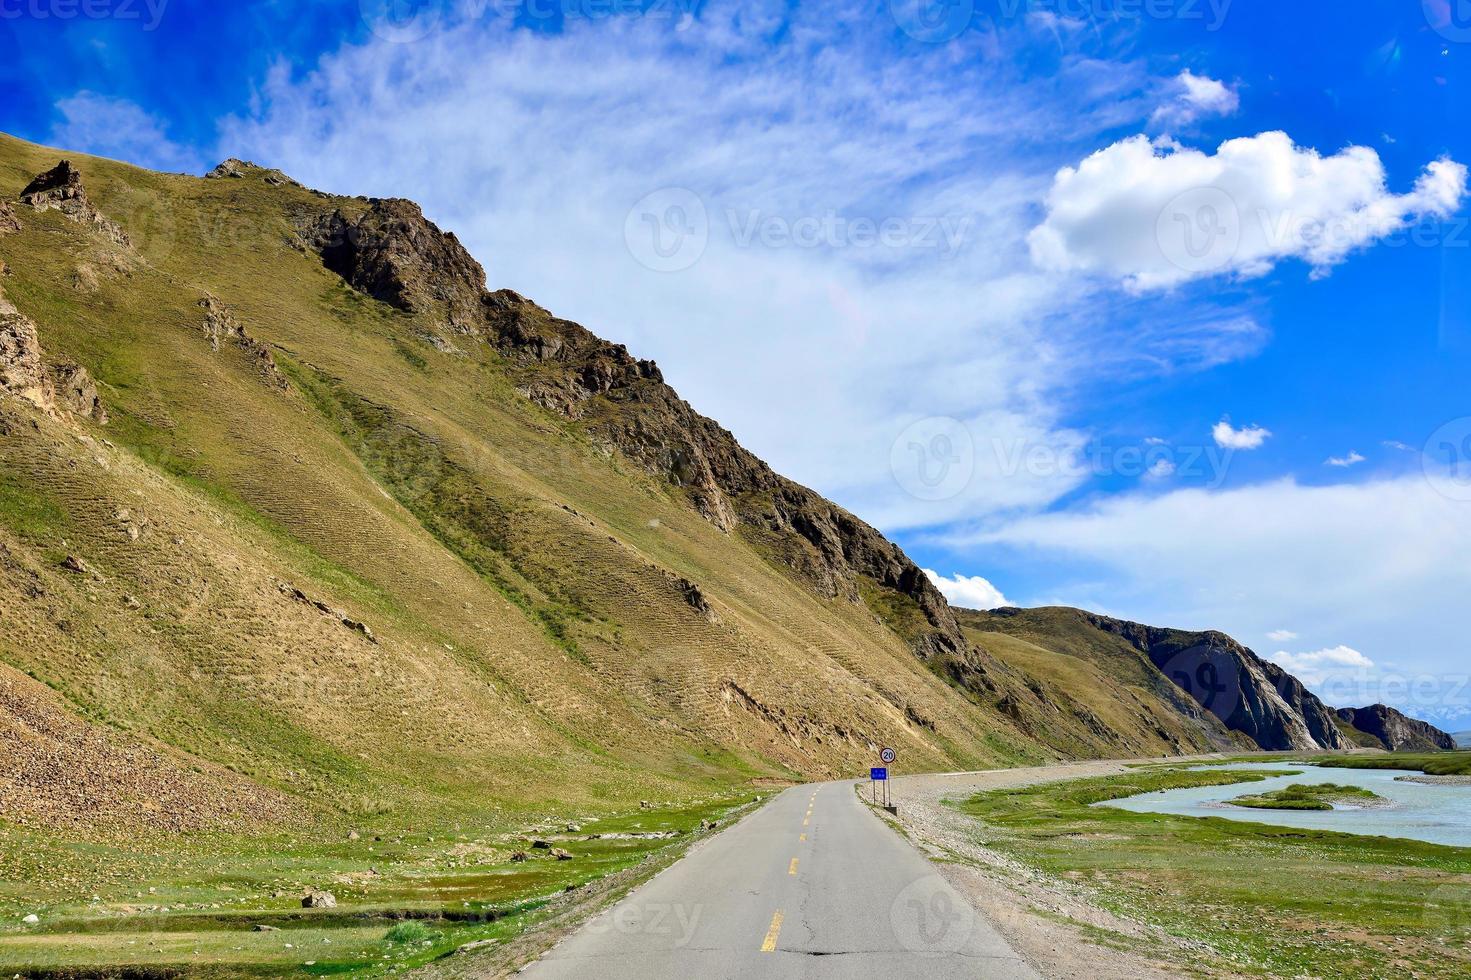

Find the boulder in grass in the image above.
[
  {"left": 551, "top": 848, "right": 573, "bottom": 861},
  {"left": 302, "top": 891, "right": 337, "bottom": 909}
]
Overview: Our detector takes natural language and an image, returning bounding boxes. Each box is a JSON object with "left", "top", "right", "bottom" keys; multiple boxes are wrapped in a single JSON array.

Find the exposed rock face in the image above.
[
  {"left": 19, "top": 161, "right": 129, "bottom": 246},
  {"left": 1336, "top": 704, "right": 1456, "bottom": 752},
  {"left": 199, "top": 294, "right": 288, "bottom": 390},
  {"left": 303, "top": 199, "right": 488, "bottom": 336},
  {"left": 50, "top": 362, "right": 107, "bottom": 423},
  {"left": 0, "top": 201, "right": 20, "bottom": 235},
  {"left": 299, "top": 200, "right": 976, "bottom": 665},
  {"left": 0, "top": 311, "right": 53, "bottom": 410},
  {"left": 1082, "top": 613, "right": 1350, "bottom": 751}
]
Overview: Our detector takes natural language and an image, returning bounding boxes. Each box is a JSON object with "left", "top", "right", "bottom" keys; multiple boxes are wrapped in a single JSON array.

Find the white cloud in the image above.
[
  {"left": 50, "top": 92, "right": 204, "bottom": 175},
  {"left": 1269, "top": 646, "right": 1375, "bottom": 687},
  {"left": 1326, "top": 451, "right": 1366, "bottom": 467},
  {"left": 964, "top": 476, "right": 1471, "bottom": 717},
  {"left": 1028, "top": 131, "right": 1468, "bottom": 291},
  {"left": 1266, "top": 629, "right": 1299, "bottom": 642},
  {"left": 210, "top": 12, "right": 1263, "bottom": 535},
  {"left": 1146, "top": 458, "right": 1176, "bottom": 479},
  {"left": 1151, "top": 70, "right": 1239, "bottom": 127},
  {"left": 1213, "top": 419, "right": 1271, "bottom": 450},
  {"left": 924, "top": 570, "right": 1012, "bottom": 610}
]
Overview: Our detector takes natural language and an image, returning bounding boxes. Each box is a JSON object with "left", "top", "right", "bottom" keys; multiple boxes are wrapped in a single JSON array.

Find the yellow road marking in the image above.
[
  {"left": 799, "top": 833, "right": 806, "bottom": 842},
  {"left": 788, "top": 857, "right": 799, "bottom": 875},
  {"left": 802, "top": 816, "right": 809, "bottom": 826},
  {"left": 761, "top": 910, "right": 784, "bottom": 952}
]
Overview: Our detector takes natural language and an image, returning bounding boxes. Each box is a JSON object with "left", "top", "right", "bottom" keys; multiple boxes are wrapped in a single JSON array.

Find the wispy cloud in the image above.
[
  {"left": 1150, "top": 70, "right": 1239, "bottom": 128},
  {"left": 1325, "top": 451, "right": 1366, "bottom": 467},
  {"left": 1213, "top": 419, "right": 1271, "bottom": 450}
]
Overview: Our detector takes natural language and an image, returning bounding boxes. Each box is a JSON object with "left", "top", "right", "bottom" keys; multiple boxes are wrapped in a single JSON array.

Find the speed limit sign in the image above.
[{"left": 879, "top": 747, "right": 896, "bottom": 764}]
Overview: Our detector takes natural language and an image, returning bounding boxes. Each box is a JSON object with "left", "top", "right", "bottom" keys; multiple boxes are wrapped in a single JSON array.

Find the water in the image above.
[{"left": 1101, "top": 763, "right": 1471, "bottom": 848}]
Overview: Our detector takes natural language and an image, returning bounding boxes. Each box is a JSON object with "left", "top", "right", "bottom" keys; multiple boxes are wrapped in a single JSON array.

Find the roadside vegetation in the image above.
[
  {"left": 1308, "top": 750, "right": 1471, "bottom": 776},
  {"left": 956, "top": 766, "right": 1471, "bottom": 978},
  {"left": 0, "top": 795, "right": 757, "bottom": 977}
]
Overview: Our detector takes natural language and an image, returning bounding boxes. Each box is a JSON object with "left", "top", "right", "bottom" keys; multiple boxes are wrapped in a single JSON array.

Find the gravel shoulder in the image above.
[{"left": 882, "top": 756, "right": 1244, "bottom": 980}]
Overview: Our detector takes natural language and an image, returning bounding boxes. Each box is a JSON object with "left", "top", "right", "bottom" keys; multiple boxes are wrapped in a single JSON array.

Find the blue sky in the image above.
[{"left": 3, "top": 0, "right": 1469, "bottom": 726}]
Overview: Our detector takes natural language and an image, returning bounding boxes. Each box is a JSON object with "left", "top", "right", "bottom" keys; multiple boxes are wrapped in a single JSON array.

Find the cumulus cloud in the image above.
[
  {"left": 1151, "top": 70, "right": 1239, "bottom": 127},
  {"left": 1326, "top": 451, "right": 1366, "bottom": 467},
  {"left": 1269, "top": 646, "right": 1375, "bottom": 687},
  {"left": 924, "top": 570, "right": 1013, "bottom": 610},
  {"left": 1267, "top": 629, "right": 1299, "bottom": 642},
  {"left": 1028, "top": 131, "right": 1468, "bottom": 291},
  {"left": 50, "top": 93, "right": 204, "bottom": 175},
  {"left": 1213, "top": 419, "right": 1271, "bottom": 450}
]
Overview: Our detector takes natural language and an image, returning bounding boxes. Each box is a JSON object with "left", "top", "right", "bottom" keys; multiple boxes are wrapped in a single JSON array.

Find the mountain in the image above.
[
  {"left": 1457, "top": 732, "right": 1471, "bottom": 749},
  {"left": 0, "top": 135, "right": 1419, "bottom": 844},
  {"left": 963, "top": 607, "right": 1351, "bottom": 751},
  {"left": 1335, "top": 705, "right": 1457, "bottom": 752}
]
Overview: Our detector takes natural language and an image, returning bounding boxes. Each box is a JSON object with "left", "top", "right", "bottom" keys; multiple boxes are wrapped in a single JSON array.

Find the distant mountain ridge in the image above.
[{"left": 1335, "top": 705, "right": 1457, "bottom": 752}]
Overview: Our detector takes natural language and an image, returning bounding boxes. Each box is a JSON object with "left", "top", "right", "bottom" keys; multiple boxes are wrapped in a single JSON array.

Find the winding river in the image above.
[{"left": 1102, "top": 762, "right": 1471, "bottom": 847}]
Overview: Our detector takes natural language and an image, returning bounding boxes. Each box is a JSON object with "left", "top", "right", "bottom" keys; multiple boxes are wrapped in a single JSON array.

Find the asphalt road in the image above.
[{"left": 521, "top": 781, "right": 1039, "bottom": 979}]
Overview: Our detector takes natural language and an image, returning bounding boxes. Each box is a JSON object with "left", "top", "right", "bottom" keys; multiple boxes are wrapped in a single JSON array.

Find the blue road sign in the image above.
[{"left": 871, "top": 767, "right": 888, "bottom": 781}]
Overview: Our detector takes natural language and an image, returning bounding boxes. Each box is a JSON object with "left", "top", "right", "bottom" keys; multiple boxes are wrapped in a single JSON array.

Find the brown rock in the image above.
[
  {"left": 301, "top": 891, "right": 336, "bottom": 909},
  {"left": 20, "top": 161, "right": 129, "bottom": 247}
]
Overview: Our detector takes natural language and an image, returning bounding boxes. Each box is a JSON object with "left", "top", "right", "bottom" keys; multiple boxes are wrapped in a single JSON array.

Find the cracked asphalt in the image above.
[{"left": 520, "top": 780, "right": 1039, "bottom": 978}]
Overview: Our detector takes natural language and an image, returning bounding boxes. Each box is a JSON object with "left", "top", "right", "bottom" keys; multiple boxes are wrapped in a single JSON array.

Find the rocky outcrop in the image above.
[
  {"left": 0, "top": 309, "right": 53, "bottom": 411},
  {"left": 1336, "top": 705, "right": 1456, "bottom": 752},
  {"left": 1082, "top": 613, "right": 1349, "bottom": 751},
  {"left": 0, "top": 201, "right": 20, "bottom": 235},
  {"left": 50, "top": 362, "right": 107, "bottom": 423},
  {"left": 303, "top": 199, "right": 488, "bottom": 336},
  {"left": 19, "top": 161, "right": 129, "bottom": 246},
  {"left": 298, "top": 199, "right": 976, "bottom": 665},
  {"left": 206, "top": 158, "right": 302, "bottom": 189},
  {"left": 199, "top": 295, "right": 288, "bottom": 390}
]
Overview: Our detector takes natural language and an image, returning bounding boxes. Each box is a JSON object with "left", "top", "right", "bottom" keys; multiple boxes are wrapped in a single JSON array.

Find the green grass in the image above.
[
  {"left": 955, "top": 766, "right": 1471, "bottom": 978},
  {"left": 1309, "top": 751, "right": 1471, "bottom": 776},
  {"left": 0, "top": 793, "right": 758, "bottom": 978},
  {"left": 1227, "top": 782, "right": 1384, "bottom": 811}
]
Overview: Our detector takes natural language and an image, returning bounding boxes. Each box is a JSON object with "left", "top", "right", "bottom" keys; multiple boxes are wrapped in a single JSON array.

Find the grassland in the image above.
[
  {"left": 955, "top": 766, "right": 1471, "bottom": 978},
  {"left": 1308, "top": 751, "right": 1471, "bottom": 776},
  {"left": 0, "top": 794, "right": 756, "bottom": 977},
  {"left": 1226, "top": 782, "right": 1384, "bottom": 811}
]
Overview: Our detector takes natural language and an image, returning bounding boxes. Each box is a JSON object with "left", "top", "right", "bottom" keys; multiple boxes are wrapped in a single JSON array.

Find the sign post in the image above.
[{"left": 878, "top": 747, "right": 897, "bottom": 810}]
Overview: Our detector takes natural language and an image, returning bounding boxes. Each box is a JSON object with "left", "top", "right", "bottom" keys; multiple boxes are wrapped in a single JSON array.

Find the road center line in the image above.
[
  {"left": 761, "top": 910, "right": 784, "bottom": 953},
  {"left": 788, "top": 857, "right": 798, "bottom": 875}
]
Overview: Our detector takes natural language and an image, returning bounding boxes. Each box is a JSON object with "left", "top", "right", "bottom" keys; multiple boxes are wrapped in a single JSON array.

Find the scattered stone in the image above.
[
  {"left": 455, "top": 939, "right": 498, "bottom": 954},
  {"left": 252, "top": 924, "right": 279, "bottom": 932},
  {"left": 509, "top": 851, "right": 528, "bottom": 863},
  {"left": 22, "top": 914, "right": 39, "bottom": 924},
  {"left": 347, "top": 830, "right": 361, "bottom": 841},
  {"left": 639, "top": 801, "right": 653, "bottom": 809},
  {"left": 301, "top": 891, "right": 337, "bottom": 909},
  {"left": 551, "top": 848, "right": 573, "bottom": 861},
  {"left": 530, "top": 839, "right": 552, "bottom": 850},
  {"left": 60, "top": 555, "right": 91, "bottom": 575},
  {"left": 565, "top": 823, "right": 581, "bottom": 833}
]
